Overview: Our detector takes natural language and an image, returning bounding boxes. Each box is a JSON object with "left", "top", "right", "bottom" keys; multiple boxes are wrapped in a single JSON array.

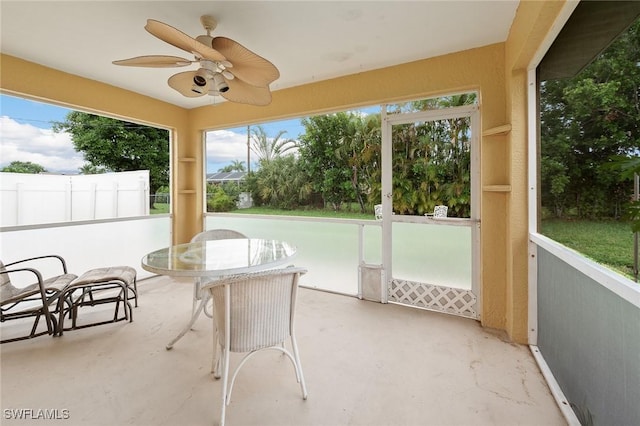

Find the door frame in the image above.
[{"left": 380, "top": 103, "right": 481, "bottom": 318}]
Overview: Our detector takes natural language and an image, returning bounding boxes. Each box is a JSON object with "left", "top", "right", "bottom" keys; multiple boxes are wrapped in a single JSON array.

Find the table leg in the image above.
[{"left": 166, "top": 291, "right": 210, "bottom": 350}]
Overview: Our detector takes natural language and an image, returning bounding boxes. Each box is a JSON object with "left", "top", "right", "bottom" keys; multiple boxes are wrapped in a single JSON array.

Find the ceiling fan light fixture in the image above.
[
  {"left": 191, "top": 81, "right": 208, "bottom": 95},
  {"left": 191, "top": 68, "right": 212, "bottom": 94},
  {"left": 212, "top": 72, "right": 229, "bottom": 93},
  {"left": 196, "top": 67, "right": 215, "bottom": 81}
]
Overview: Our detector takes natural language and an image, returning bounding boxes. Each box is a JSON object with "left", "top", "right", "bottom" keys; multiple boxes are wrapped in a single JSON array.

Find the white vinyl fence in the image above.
[{"left": 0, "top": 171, "right": 149, "bottom": 227}]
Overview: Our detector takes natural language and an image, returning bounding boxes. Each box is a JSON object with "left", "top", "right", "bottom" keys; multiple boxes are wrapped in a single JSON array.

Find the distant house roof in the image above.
[{"left": 206, "top": 171, "right": 247, "bottom": 183}]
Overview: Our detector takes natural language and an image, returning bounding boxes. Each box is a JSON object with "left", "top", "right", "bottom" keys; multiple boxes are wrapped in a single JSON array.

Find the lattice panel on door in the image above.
[{"left": 389, "top": 279, "right": 477, "bottom": 319}]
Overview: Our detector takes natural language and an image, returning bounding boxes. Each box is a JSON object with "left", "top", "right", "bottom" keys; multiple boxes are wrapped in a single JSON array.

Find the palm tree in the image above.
[
  {"left": 218, "top": 160, "right": 246, "bottom": 173},
  {"left": 250, "top": 125, "right": 298, "bottom": 164},
  {"left": 79, "top": 163, "right": 107, "bottom": 174},
  {"left": 230, "top": 160, "right": 245, "bottom": 172},
  {"left": 337, "top": 113, "right": 381, "bottom": 212}
]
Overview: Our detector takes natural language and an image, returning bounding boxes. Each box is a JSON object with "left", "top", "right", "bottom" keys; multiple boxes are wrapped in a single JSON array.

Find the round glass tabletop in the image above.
[{"left": 141, "top": 238, "right": 297, "bottom": 277}]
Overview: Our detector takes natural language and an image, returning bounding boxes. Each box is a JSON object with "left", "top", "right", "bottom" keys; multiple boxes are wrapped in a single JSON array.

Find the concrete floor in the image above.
[{"left": 1, "top": 276, "right": 566, "bottom": 426}]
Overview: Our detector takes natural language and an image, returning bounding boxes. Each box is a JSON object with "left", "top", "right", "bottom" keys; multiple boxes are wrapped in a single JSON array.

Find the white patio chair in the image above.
[
  {"left": 425, "top": 205, "right": 448, "bottom": 218},
  {"left": 374, "top": 204, "right": 383, "bottom": 220},
  {"left": 203, "top": 267, "right": 308, "bottom": 426},
  {"left": 190, "top": 229, "right": 247, "bottom": 318}
]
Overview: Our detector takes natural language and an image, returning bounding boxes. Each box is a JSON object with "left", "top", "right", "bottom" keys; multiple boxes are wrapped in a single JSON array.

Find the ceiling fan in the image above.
[{"left": 113, "top": 15, "right": 279, "bottom": 106}]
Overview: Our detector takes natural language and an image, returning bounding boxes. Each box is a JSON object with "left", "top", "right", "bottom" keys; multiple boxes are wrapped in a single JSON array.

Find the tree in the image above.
[
  {"left": 409, "top": 95, "right": 473, "bottom": 217},
  {"left": 299, "top": 112, "right": 358, "bottom": 209},
  {"left": 0, "top": 161, "right": 46, "bottom": 174},
  {"left": 79, "top": 163, "right": 107, "bottom": 174},
  {"left": 336, "top": 113, "right": 381, "bottom": 212},
  {"left": 218, "top": 160, "right": 246, "bottom": 172},
  {"left": 250, "top": 125, "right": 298, "bottom": 164},
  {"left": 251, "top": 155, "right": 311, "bottom": 209},
  {"left": 374, "top": 95, "right": 473, "bottom": 217},
  {"left": 540, "top": 20, "right": 640, "bottom": 219},
  {"left": 612, "top": 155, "right": 640, "bottom": 232},
  {"left": 53, "top": 112, "right": 170, "bottom": 208}
]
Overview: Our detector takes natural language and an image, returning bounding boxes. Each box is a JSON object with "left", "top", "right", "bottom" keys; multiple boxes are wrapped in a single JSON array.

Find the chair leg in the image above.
[
  {"left": 56, "top": 282, "right": 131, "bottom": 336},
  {"left": 219, "top": 284, "right": 231, "bottom": 426},
  {"left": 192, "top": 281, "right": 200, "bottom": 317},
  {"left": 28, "top": 312, "right": 42, "bottom": 338},
  {"left": 290, "top": 334, "right": 308, "bottom": 400},
  {"left": 131, "top": 277, "right": 138, "bottom": 307},
  {"left": 0, "top": 310, "right": 54, "bottom": 343},
  {"left": 54, "top": 292, "right": 68, "bottom": 336},
  {"left": 212, "top": 332, "right": 222, "bottom": 379},
  {"left": 57, "top": 287, "right": 81, "bottom": 335},
  {"left": 219, "top": 344, "right": 230, "bottom": 426}
]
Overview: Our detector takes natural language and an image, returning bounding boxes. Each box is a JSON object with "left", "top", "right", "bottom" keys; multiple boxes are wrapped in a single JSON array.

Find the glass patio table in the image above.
[{"left": 141, "top": 238, "right": 297, "bottom": 349}]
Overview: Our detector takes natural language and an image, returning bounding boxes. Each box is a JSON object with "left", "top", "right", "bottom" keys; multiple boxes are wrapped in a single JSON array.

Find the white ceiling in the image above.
[{"left": 1, "top": 1, "right": 519, "bottom": 109}]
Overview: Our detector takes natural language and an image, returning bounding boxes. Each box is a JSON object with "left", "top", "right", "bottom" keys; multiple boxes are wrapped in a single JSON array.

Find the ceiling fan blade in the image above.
[
  {"left": 211, "top": 37, "right": 279, "bottom": 87},
  {"left": 167, "top": 71, "right": 207, "bottom": 98},
  {"left": 112, "top": 55, "right": 193, "bottom": 68},
  {"left": 220, "top": 78, "right": 272, "bottom": 106},
  {"left": 145, "top": 19, "right": 226, "bottom": 62}
]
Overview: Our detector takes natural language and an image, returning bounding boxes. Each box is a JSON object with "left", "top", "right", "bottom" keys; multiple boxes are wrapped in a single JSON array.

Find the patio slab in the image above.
[{"left": 1, "top": 275, "right": 565, "bottom": 425}]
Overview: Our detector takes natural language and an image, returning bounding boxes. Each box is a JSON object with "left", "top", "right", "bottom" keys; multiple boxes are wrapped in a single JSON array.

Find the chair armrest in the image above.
[
  {"left": 5, "top": 255, "right": 69, "bottom": 274},
  {"left": 1, "top": 267, "right": 44, "bottom": 284},
  {"left": 0, "top": 267, "right": 47, "bottom": 300},
  {"left": 201, "top": 266, "right": 308, "bottom": 291}
]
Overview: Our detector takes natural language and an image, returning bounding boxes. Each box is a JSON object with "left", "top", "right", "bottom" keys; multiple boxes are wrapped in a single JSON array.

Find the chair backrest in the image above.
[
  {"left": 433, "top": 205, "right": 448, "bottom": 218},
  {"left": 374, "top": 204, "right": 383, "bottom": 220},
  {"left": 0, "top": 260, "right": 15, "bottom": 303},
  {"left": 207, "top": 267, "right": 307, "bottom": 353},
  {"left": 190, "top": 229, "right": 247, "bottom": 243}
]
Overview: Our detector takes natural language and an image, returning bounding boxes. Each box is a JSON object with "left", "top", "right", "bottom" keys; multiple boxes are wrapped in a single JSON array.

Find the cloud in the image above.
[
  {"left": 205, "top": 129, "right": 252, "bottom": 172},
  {"left": 0, "top": 119, "right": 278, "bottom": 176},
  {"left": 0, "top": 116, "right": 84, "bottom": 173},
  {"left": 204, "top": 127, "right": 303, "bottom": 173}
]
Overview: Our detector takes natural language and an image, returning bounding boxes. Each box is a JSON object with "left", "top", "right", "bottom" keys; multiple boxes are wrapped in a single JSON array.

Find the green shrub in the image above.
[
  {"left": 252, "top": 155, "right": 311, "bottom": 209},
  {"left": 207, "top": 186, "right": 236, "bottom": 212}
]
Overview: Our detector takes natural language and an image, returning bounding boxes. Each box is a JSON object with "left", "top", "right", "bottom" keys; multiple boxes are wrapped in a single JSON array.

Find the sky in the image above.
[
  {"left": 0, "top": 95, "right": 83, "bottom": 173},
  {"left": 0, "top": 94, "right": 306, "bottom": 175},
  {"left": 205, "top": 119, "right": 306, "bottom": 174}
]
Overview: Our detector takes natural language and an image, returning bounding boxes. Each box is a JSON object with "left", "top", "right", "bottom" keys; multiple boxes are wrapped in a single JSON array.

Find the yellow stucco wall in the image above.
[
  {"left": 0, "top": 54, "right": 197, "bottom": 247},
  {"left": 0, "top": 55, "right": 187, "bottom": 129},
  {"left": 0, "top": 0, "right": 570, "bottom": 343},
  {"left": 503, "top": 0, "right": 571, "bottom": 342},
  {"left": 190, "top": 44, "right": 505, "bottom": 131}
]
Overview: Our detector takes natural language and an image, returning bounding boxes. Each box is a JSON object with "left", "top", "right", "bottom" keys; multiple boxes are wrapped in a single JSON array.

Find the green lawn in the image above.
[
  {"left": 154, "top": 203, "right": 374, "bottom": 219},
  {"left": 150, "top": 203, "right": 169, "bottom": 214},
  {"left": 227, "top": 205, "right": 375, "bottom": 220},
  {"left": 541, "top": 219, "right": 637, "bottom": 280}
]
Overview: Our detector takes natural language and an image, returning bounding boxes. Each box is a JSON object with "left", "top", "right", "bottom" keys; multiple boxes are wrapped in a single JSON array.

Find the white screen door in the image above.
[{"left": 380, "top": 104, "right": 480, "bottom": 319}]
